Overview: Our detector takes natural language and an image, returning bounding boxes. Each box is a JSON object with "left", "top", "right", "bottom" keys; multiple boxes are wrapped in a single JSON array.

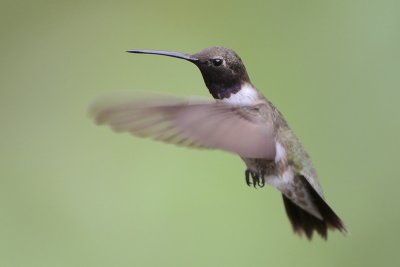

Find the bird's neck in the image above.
[{"left": 218, "top": 83, "right": 261, "bottom": 106}]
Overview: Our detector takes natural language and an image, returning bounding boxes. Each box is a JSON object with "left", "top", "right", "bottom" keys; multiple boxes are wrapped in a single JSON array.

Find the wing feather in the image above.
[{"left": 90, "top": 96, "right": 276, "bottom": 159}]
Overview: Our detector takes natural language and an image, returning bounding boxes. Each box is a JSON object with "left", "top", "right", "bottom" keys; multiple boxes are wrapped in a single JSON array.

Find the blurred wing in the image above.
[{"left": 90, "top": 96, "right": 276, "bottom": 159}]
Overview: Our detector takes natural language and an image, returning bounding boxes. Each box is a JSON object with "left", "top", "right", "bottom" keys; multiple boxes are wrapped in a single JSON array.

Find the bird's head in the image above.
[{"left": 127, "top": 47, "right": 251, "bottom": 99}]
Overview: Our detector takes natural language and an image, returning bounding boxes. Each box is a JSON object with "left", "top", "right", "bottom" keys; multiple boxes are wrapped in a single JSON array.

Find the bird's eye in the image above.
[{"left": 212, "top": 58, "right": 223, "bottom": 67}]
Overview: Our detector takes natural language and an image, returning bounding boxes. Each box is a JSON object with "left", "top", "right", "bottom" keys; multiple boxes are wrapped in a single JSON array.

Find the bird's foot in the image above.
[{"left": 245, "top": 169, "right": 265, "bottom": 188}]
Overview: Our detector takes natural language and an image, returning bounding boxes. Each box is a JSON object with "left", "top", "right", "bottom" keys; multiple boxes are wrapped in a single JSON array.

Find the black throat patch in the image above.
[{"left": 207, "top": 82, "right": 242, "bottom": 99}]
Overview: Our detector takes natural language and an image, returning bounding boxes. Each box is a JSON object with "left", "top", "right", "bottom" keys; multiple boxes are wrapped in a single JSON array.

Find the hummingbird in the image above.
[{"left": 90, "top": 47, "right": 346, "bottom": 240}]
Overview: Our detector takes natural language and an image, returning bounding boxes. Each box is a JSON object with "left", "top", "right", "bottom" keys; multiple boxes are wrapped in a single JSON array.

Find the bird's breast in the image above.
[{"left": 219, "top": 83, "right": 260, "bottom": 106}]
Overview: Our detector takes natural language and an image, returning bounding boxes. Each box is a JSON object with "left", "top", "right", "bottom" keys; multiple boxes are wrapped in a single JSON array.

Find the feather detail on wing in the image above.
[{"left": 89, "top": 95, "right": 276, "bottom": 159}]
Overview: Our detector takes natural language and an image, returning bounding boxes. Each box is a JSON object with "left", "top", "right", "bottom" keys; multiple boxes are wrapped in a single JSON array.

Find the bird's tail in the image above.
[{"left": 282, "top": 176, "right": 346, "bottom": 240}]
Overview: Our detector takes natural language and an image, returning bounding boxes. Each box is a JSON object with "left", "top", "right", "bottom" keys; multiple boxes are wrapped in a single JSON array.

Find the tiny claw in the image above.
[
  {"left": 251, "top": 172, "right": 259, "bottom": 188},
  {"left": 258, "top": 177, "right": 265, "bottom": 188},
  {"left": 245, "top": 170, "right": 252, "bottom": 186}
]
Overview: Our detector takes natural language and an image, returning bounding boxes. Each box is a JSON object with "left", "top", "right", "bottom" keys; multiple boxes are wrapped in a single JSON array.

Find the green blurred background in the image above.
[{"left": 1, "top": 0, "right": 399, "bottom": 266}]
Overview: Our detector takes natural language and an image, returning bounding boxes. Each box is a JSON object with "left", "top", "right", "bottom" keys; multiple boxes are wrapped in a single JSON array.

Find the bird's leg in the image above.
[
  {"left": 245, "top": 170, "right": 265, "bottom": 188},
  {"left": 245, "top": 169, "right": 266, "bottom": 188}
]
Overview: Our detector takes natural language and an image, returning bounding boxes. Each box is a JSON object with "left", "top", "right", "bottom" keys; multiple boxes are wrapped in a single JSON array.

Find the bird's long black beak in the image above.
[{"left": 127, "top": 49, "right": 198, "bottom": 63}]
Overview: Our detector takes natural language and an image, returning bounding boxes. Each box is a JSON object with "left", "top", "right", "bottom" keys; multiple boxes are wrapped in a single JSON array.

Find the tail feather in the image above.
[{"left": 282, "top": 176, "right": 346, "bottom": 240}]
